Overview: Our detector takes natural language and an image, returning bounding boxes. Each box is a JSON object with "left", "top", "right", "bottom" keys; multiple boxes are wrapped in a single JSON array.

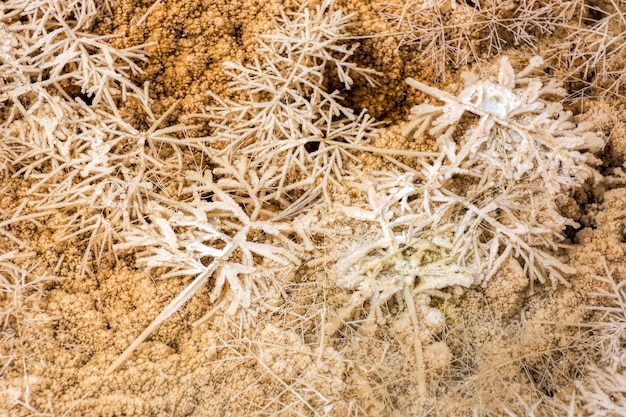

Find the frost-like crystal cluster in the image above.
[
  {"left": 201, "top": 0, "right": 379, "bottom": 199},
  {"left": 0, "top": 0, "right": 607, "bottom": 382},
  {"left": 336, "top": 57, "right": 604, "bottom": 314}
]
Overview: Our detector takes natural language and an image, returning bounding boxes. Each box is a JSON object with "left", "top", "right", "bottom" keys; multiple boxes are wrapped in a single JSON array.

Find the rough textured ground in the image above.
[{"left": 1, "top": 0, "right": 626, "bottom": 416}]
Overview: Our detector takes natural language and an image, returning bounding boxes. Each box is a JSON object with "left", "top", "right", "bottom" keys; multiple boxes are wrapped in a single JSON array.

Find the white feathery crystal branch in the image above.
[
  {"left": 551, "top": 0, "right": 626, "bottom": 96},
  {"left": 1, "top": 0, "right": 610, "bottom": 392},
  {"left": 568, "top": 257, "right": 626, "bottom": 416},
  {"left": 335, "top": 56, "right": 604, "bottom": 315},
  {"left": 0, "top": 0, "right": 189, "bottom": 274},
  {"left": 409, "top": 56, "right": 603, "bottom": 285},
  {"left": 334, "top": 170, "right": 475, "bottom": 322},
  {"left": 380, "top": 0, "right": 564, "bottom": 79},
  {"left": 0, "top": 0, "right": 148, "bottom": 107},
  {"left": 7, "top": 92, "right": 190, "bottom": 274},
  {"left": 201, "top": 0, "right": 381, "bottom": 199},
  {"left": 404, "top": 56, "right": 604, "bottom": 194},
  {"left": 107, "top": 154, "right": 311, "bottom": 374}
]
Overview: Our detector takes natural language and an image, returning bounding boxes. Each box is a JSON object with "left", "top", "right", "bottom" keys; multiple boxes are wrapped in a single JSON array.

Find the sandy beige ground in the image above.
[{"left": 2, "top": 0, "right": 626, "bottom": 416}]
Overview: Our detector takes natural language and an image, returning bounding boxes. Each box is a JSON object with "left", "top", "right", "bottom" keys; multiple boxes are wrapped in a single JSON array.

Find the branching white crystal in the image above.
[
  {"left": 336, "top": 57, "right": 604, "bottom": 310},
  {"left": 201, "top": 0, "right": 380, "bottom": 199}
]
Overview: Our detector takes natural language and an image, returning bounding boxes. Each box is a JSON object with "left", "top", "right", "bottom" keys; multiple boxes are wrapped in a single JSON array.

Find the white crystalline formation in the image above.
[{"left": 337, "top": 56, "right": 604, "bottom": 310}]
